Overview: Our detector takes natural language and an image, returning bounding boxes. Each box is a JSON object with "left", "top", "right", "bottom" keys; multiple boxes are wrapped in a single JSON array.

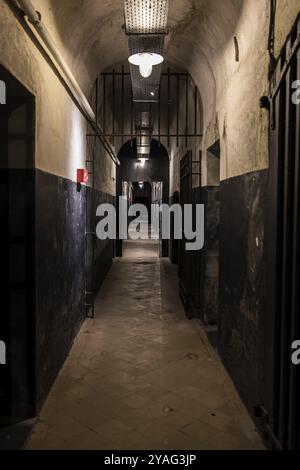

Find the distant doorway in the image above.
[
  {"left": 122, "top": 180, "right": 160, "bottom": 259},
  {"left": 132, "top": 181, "right": 151, "bottom": 221},
  {"left": 116, "top": 139, "right": 169, "bottom": 258}
]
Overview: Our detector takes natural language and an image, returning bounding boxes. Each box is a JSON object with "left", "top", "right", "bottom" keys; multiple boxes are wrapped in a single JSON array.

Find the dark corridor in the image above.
[
  {"left": 116, "top": 139, "right": 169, "bottom": 258},
  {"left": 1, "top": 0, "right": 300, "bottom": 458}
]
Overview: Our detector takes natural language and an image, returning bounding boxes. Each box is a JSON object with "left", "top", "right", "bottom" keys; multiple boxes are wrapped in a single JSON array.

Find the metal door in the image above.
[{"left": 268, "top": 14, "right": 300, "bottom": 449}]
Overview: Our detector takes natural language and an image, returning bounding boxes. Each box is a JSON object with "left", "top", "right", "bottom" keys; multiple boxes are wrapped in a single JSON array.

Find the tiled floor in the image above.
[
  {"left": 26, "top": 244, "right": 265, "bottom": 450},
  {"left": 123, "top": 222, "right": 159, "bottom": 259},
  {"left": 122, "top": 239, "right": 159, "bottom": 258}
]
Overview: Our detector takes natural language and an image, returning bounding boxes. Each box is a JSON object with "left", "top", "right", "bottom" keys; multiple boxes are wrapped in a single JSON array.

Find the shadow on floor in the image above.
[{"left": 0, "top": 419, "right": 35, "bottom": 450}]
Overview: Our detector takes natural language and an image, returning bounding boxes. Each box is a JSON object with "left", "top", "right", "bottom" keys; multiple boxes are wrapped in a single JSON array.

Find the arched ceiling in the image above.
[
  {"left": 33, "top": 0, "right": 263, "bottom": 126},
  {"left": 35, "top": 0, "right": 244, "bottom": 81}
]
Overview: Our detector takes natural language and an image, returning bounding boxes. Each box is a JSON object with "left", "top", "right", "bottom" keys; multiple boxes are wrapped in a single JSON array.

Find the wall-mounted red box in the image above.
[{"left": 77, "top": 169, "right": 88, "bottom": 184}]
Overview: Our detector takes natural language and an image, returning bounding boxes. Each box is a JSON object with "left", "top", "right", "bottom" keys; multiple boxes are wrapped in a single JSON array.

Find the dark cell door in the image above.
[
  {"left": 169, "top": 191, "right": 180, "bottom": 264},
  {"left": 267, "top": 15, "right": 300, "bottom": 449},
  {"left": 153, "top": 181, "right": 164, "bottom": 258},
  {"left": 179, "top": 151, "right": 201, "bottom": 318},
  {"left": 0, "top": 66, "right": 36, "bottom": 428}
]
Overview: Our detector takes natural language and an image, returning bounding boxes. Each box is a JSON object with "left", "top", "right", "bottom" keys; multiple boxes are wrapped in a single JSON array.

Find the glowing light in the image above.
[
  {"left": 139, "top": 181, "right": 144, "bottom": 190},
  {"left": 128, "top": 52, "right": 164, "bottom": 78},
  {"left": 138, "top": 158, "right": 146, "bottom": 167}
]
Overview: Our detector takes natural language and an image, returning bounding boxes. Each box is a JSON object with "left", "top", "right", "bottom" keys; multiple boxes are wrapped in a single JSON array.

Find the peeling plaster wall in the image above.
[
  {"left": 0, "top": 1, "right": 116, "bottom": 193},
  {"left": 0, "top": 2, "right": 86, "bottom": 183}
]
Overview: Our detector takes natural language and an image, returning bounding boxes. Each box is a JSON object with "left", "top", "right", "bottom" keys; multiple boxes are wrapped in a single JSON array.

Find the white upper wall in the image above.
[
  {"left": 0, "top": 1, "right": 116, "bottom": 194},
  {"left": 0, "top": 0, "right": 299, "bottom": 192}
]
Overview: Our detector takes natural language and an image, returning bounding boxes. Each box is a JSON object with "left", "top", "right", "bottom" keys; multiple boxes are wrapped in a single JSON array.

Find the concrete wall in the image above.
[
  {"left": 275, "top": 0, "right": 300, "bottom": 56},
  {"left": 166, "top": 0, "right": 298, "bottom": 182},
  {"left": 0, "top": 1, "right": 116, "bottom": 408},
  {"left": 0, "top": 2, "right": 85, "bottom": 181},
  {"left": 0, "top": 2, "right": 116, "bottom": 191}
]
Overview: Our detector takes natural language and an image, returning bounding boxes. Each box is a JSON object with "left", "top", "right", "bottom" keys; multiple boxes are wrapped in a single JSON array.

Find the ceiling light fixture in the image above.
[
  {"left": 138, "top": 158, "right": 147, "bottom": 167},
  {"left": 128, "top": 52, "right": 164, "bottom": 78}
]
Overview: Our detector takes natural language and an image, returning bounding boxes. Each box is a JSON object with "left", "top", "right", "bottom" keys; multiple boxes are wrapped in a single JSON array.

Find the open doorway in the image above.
[
  {"left": 116, "top": 139, "right": 169, "bottom": 258},
  {"left": 0, "top": 66, "right": 36, "bottom": 431},
  {"left": 122, "top": 180, "right": 161, "bottom": 259},
  {"left": 132, "top": 181, "right": 151, "bottom": 215}
]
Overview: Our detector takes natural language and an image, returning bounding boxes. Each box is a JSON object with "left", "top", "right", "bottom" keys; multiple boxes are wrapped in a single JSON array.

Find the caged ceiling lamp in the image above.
[{"left": 128, "top": 52, "right": 164, "bottom": 78}]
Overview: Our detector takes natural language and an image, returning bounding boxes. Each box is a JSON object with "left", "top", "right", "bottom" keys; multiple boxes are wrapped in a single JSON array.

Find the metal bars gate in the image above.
[
  {"left": 85, "top": 78, "right": 98, "bottom": 319},
  {"left": 94, "top": 68, "right": 202, "bottom": 151},
  {"left": 268, "top": 13, "right": 300, "bottom": 450}
]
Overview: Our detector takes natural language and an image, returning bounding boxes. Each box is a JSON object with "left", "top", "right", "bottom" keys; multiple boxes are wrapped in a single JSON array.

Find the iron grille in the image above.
[{"left": 124, "top": 0, "right": 169, "bottom": 34}]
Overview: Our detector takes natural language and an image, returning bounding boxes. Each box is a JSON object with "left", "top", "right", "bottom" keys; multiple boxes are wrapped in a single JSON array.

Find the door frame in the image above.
[
  {"left": 0, "top": 65, "right": 37, "bottom": 427},
  {"left": 265, "top": 14, "right": 300, "bottom": 450}
]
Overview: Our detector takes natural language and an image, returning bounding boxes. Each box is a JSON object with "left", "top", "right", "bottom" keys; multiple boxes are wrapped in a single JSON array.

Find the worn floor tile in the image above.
[{"left": 26, "top": 245, "right": 264, "bottom": 450}]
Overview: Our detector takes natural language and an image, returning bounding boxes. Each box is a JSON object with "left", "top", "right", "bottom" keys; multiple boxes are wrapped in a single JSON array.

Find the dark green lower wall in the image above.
[
  {"left": 36, "top": 170, "right": 115, "bottom": 407},
  {"left": 172, "top": 186, "right": 219, "bottom": 325},
  {"left": 0, "top": 169, "right": 115, "bottom": 412},
  {"left": 199, "top": 186, "right": 220, "bottom": 326},
  {"left": 219, "top": 170, "right": 268, "bottom": 413},
  {"left": 175, "top": 170, "right": 269, "bottom": 427},
  {"left": 86, "top": 186, "right": 115, "bottom": 302},
  {"left": 35, "top": 170, "right": 86, "bottom": 407}
]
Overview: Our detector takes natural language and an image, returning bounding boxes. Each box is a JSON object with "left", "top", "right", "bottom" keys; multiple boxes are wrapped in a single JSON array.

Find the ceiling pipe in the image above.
[{"left": 12, "top": 0, "right": 120, "bottom": 165}]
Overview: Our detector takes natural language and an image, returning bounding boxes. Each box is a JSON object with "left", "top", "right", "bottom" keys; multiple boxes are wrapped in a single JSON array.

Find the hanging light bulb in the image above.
[
  {"left": 138, "top": 158, "right": 146, "bottom": 167},
  {"left": 128, "top": 52, "right": 164, "bottom": 78}
]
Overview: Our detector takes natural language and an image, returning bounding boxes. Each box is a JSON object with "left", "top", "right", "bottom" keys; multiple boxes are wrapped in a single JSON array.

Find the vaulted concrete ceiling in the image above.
[
  {"left": 36, "top": 0, "right": 244, "bottom": 83},
  {"left": 33, "top": 0, "right": 266, "bottom": 128}
]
